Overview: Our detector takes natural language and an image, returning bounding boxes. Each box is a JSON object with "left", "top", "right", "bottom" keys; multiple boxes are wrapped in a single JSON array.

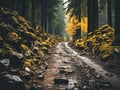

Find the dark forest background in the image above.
[{"left": 0, "top": 0, "right": 120, "bottom": 44}]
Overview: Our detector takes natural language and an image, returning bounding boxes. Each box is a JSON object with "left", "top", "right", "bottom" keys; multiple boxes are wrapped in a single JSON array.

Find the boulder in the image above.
[{"left": 0, "top": 74, "right": 24, "bottom": 90}]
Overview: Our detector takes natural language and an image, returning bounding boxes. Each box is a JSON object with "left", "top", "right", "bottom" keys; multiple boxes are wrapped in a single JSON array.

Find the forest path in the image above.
[{"left": 42, "top": 42, "right": 120, "bottom": 90}]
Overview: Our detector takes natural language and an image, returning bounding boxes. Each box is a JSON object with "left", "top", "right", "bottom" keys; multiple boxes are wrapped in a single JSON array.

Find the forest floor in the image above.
[{"left": 41, "top": 42, "right": 120, "bottom": 90}]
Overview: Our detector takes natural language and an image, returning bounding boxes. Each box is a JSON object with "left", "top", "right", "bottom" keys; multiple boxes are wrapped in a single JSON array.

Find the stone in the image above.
[
  {"left": 114, "top": 48, "right": 120, "bottom": 53},
  {"left": 25, "top": 67, "right": 30, "bottom": 72},
  {"left": 10, "top": 69, "right": 18, "bottom": 75},
  {"left": 88, "top": 79, "right": 95, "bottom": 86},
  {"left": 82, "top": 85, "right": 87, "bottom": 89},
  {"left": 38, "top": 74, "right": 44, "bottom": 80},
  {"left": 35, "top": 70, "right": 42, "bottom": 75},
  {"left": 54, "top": 77, "right": 68, "bottom": 84},
  {"left": 32, "top": 80, "right": 37, "bottom": 83},
  {"left": 0, "top": 74, "right": 24, "bottom": 90},
  {"left": 105, "top": 73, "right": 113, "bottom": 77},
  {"left": 9, "top": 51, "right": 24, "bottom": 67},
  {"left": 0, "top": 59, "right": 10, "bottom": 67},
  {"left": 37, "top": 85, "right": 43, "bottom": 89},
  {"left": 95, "top": 74, "right": 101, "bottom": 78},
  {"left": 103, "top": 83, "right": 111, "bottom": 87},
  {"left": 74, "top": 88, "right": 79, "bottom": 90},
  {"left": 59, "top": 65, "right": 71, "bottom": 69},
  {"left": 63, "top": 59, "right": 70, "bottom": 64},
  {"left": 22, "top": 72, "right": 31, "bottom": 81},
  {"left": 100, "top": 82, "right": 111, "bottom": 87},
  {"left": 30, "top": 85, "right": 39, "bottom": 90},
  {"left": 59, "top": 69, "right": 73, "bottom": 74}
]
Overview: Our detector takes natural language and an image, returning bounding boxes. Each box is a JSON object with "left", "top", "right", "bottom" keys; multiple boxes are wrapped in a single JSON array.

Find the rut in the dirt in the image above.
[{"left": 42, "top": 42, "right": 120, "bottom": 90}]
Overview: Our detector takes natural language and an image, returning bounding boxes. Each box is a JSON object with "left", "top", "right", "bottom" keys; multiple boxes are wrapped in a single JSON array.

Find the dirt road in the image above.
[{"left": 42, "top": 42, "right": 120, "bottom": 90}]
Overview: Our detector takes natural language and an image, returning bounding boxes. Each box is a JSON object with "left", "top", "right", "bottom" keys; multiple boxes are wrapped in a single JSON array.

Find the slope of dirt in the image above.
[
  {"left": 42, "top": 42, "right": 120, "bottom": 90},
  {"left": 70, "top": 24, "right": 120, "bottom": 77}
]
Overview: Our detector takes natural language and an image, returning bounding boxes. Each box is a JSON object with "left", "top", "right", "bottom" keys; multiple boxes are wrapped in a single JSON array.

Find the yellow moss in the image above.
[
  {"left": 26, "top": 31, "right": 36, "bottom": 38},
  {"left": 8, "top": 32, "right": 18, "bottom": 41},
  {"left": 20, "top": 44, "right": 29, "bottom": 51},
  {"left": 24, "top": 84, "right": 30, "bottom": 90},
  {"left": 73, "top": 24, "right": 115, "bottom": 59},
  {"left": 24, "top": 60, "right": 31, "bottom": 66},
  {"left": 0, "top": 37, "right": 3, "bottom": 41}
]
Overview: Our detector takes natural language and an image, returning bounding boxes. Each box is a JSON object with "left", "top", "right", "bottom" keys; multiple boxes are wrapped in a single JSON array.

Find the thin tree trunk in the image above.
[
  {"left": 87, "top": 0, "right": 94, "bottom": 33},
  {"left": 112, "top": 0, "right": 120, "bottom": 45},
  {"left": 93, "top": 0, "right": 98, "bottom": 30},
  {"left": 88, "top": 0, "right": 98, "bottom": 33},
  {"left": 115, "top": 0, "right": 120, "bottom": 36},
  {"left": 41, "top": 0, "right": 45, "bottom": 29},
  {"left": 107, "top": 0, "right": 112, "bottom": 26},
  {"left": 32, "top": 0, "right": 37, "bottom": 28}
]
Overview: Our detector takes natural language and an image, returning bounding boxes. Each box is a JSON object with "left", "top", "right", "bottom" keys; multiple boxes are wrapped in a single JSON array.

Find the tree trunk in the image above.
[
  {"left": 113, "top": 0, "right": 120, "bottom": 45},
  {"left": 107, "top": 0, "right": 112, "bottom": 26},
  {"left": 87, "top": 0, "right": 98, "bottom": 33},
  {"left": 41, "top": 0, "right": 45, "bottom": 29},
  {"left": 32, "top": 0, "right": 37, "bottom": 28}
]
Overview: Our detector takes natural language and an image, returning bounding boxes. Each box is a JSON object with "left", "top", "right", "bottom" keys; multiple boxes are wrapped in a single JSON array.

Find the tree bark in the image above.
[
  {"left": 87, "top": 0, "right": 98, "bottom": 33},
  {"left": 32, "top": 0, "right": 37, "bottom": 28},
  {"left": 112, "top": 0, "right": 120, "bottom": 45},
  {"left": 107, "top": 0, "right": 112, "bottom": 26},
  {"left": 115, "top": 0, "right": 120, "bottom": 36}
]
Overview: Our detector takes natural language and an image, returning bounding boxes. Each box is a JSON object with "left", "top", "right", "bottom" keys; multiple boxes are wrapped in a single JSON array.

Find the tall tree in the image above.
[
  {"left": 107, "top": 0, "right": 112, "bottom": 26},
  {"left": 32, "top": 0, "right": 37, "bottom": 28},
  {"left": 113, "top": 0, "right": 120, "bottom": 45},
  {"left": 66, "top": 0, "right": 82, "bottom": 22},
  {"left": 87, "top": 0, "right": 98, "bottom": 33}
]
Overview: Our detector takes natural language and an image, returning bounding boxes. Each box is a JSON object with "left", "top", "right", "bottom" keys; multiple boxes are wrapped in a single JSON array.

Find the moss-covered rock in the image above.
[{"left": 71, "top": 24, "right": 115, "bottom": 60}]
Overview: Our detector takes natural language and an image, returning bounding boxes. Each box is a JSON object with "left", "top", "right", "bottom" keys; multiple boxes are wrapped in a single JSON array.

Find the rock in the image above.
[
  {"left": 11, "top": 51, "right": 24, "bottom": 59},
  {"left": 88, "top": 79, "right": 95, "bottom": 86},
  {"left": 9, "top": 51, "right": 24, "bottom": 67},
  {"left": 59, "top": 65, "right": 71, "bottom": 69},
  {"left": 86, "top": 73, "right": 91, "bottom": 78},
  {"left": 25, "top": 67, "right": 30, "bottom": 72},
  {"left": 67, "top": 79, "right": 78, "bottom": 90},
  {"left": 82, "top": 85, "right": 87, "bottom": 89},
  {"left": 37, "top": 85, "right": 43, "bottom": 89},
  {"left": 32, "top": 80, "right": 37, "bottom": 83},
  {"left": 9, "top": 69, "right": 18, "bottom": 75},
  {"left": 114, "top": 48, "right": 120, "bottom": 53},
  {"left": 30, "top": 85, "right": 39, "bottom": 90},
  {"left": 0, "top": 59, "right": 10, "bottom": 67},
  {"left": 0, "top": 74, "right": 24, "bottom": 90},
  {"left": 54, "top": 77, "right": 68, "bottom": 84},
  {"left": 59, "top": 69, "right": 73, "bottom": 74},
  {"left": 74, "top": 88, "right": 79, "bottom": 90},
  {"left": 95, "top": 74, "right": 101, "bottom": 78},
  {"left": 35, "top": 70, "right": 42, "bottom": 75},
  {"left": 100, "top": 82, "right": 111, "bottom": 87},
  {"left": 63, "top": 59, "right": 70, "bottom": 64},
  {"left": 37, "top": 74, "right": 44, "bottom": 80},
  {"left": 105, "top": 73, "right": 113, "bottom": 77},
  {"left": 103, "top": 83, "right": 111, "bottom": 87},
  {"left": 21, "top": 71, "right": 31, "bottom": 81}
]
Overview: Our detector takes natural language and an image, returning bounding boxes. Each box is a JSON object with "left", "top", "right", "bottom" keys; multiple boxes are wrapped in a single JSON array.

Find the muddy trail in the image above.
[{"left": 42, "top": 42, "right": 120, "bottom": 90}]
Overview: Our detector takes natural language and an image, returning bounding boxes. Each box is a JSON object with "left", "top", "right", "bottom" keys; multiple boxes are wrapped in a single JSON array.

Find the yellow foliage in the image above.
[{"left": 65, "top": 13, "right": 88, "bottom": 37}]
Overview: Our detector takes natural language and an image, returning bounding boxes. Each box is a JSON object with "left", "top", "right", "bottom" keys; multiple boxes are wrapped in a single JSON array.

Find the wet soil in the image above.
[{"left": 42, "top": 42, "right": 120, "bottom": 90}]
